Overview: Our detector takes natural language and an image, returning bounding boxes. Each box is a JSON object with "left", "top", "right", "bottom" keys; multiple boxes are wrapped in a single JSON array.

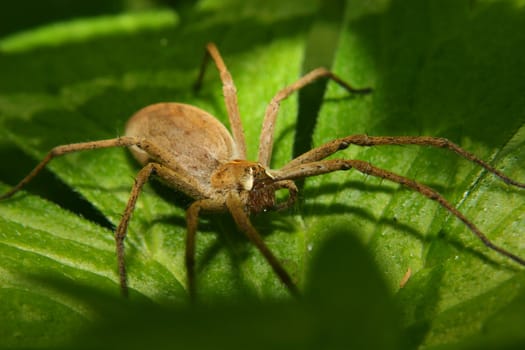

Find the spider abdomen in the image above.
[{"left": 125, "top": 102, "right": 238, "bottom": 187}]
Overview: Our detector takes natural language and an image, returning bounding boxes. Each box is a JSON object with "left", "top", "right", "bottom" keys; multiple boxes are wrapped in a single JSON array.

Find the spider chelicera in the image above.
[{"left": 2, "top": 43, "right": 524, "bottom": 299}]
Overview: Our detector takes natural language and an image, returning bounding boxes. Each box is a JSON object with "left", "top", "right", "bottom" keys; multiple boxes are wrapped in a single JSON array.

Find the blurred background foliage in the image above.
[{"left": 0, "top": 0, "right": 194, "bottom": 37}]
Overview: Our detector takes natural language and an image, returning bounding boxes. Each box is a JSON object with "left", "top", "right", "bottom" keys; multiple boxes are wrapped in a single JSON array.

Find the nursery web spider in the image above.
[{"left": 1, "top": 43, "right": 524, "bottom": 299}]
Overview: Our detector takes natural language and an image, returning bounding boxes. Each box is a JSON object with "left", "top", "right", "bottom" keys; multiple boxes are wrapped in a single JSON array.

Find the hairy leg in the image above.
[
  {"left": 258, "top": 68, "right": 371, "bottom": 167},
  {"left": 194, "top": 43, "right": 247, "bottom": 158},
  {"left": 273, "top": 158, "right": 525, "bottom": 266},
  {"left": 115, "top": 162, "right": 207, "bottom": 297},
  {"left": 185, "top": 198, "right": 225, "bottom": 301},
  {"left": 226, "top": 193, "right": 300, "bottom": 296},
  {"left": 0, "top": 136, "right": 208, "bottom": 200},
  {"left": 282, "top": 135, "right": 525, "bottom": 188}
]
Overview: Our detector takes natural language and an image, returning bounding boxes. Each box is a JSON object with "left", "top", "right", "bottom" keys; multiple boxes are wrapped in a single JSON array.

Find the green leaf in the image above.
[
  {"left": 308, "top": 0, "right": 525, "bottom": 348},
  {"left": 1, "top": 0, "right": 525, "bottom": 349},
  {"left": 59, "top": 233, "right": 402, "bottom": 350}
]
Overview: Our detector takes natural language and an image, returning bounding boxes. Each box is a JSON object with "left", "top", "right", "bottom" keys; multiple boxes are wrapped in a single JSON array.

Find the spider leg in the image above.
[
  {"left": 0, "top": 136, "right": 209, "bottom": 200},
  {"left": 194, "top": 43, "right": 247, "bottom": 158},
  {"left": 226, "top": 193, "right": 300, "bottom": 297},
  {"left": 283, "top": 135, "right": 525, "bottom": 188},
  {"left": 273, "top": 159, "right": 525, "bottom": 267},
  {"left": 185, "top": 198, "right": 225, "bottom": 301},
  {"left": 258, "top": 67, "right": 371, "bottom": 167},
  {"left": 115, "top": 162, "right": 157, "bottom": 297},
  {"left": 0, "top": 138, "right": 134, "bottom": 200},
  {"left": 115, "top": 162, "right": 212, "bottom": 297}
]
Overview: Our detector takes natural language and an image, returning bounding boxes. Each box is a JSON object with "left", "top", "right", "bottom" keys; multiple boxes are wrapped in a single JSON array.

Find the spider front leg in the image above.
[
  {"left": 185, "top": 193, "right": 300, "bottom": 299},
  {"left": 272, "top": 159, "right": 525, "bottom": 267},
  {"left": 194, "top": 42, "right": 247, "bottom": 158},
  {"left": 226, "top": 193, "right": 300, "bottom": 297},
  {"left": 282, "top": 135, "right": 525, "bottom": 188},
  {"left": 258, "top": 68, "right": 372, "bottom": 167}
]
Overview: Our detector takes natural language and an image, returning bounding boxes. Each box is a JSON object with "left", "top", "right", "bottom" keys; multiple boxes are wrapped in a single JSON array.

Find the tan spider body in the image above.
[
  {"left": 124, "top": 100, "right": 301, "bottom": 296},
  {"left": 125, "top": 102, "right": 289, "bottom": 214},
  {"left": 1, "top": 43, "right": 524, "bottom": 300}
]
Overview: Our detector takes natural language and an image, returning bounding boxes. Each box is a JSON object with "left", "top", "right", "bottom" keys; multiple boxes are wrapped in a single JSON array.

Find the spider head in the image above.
[
  {"left": 210, "top": 160, "right": 280, "bottom": 213},
  {"left": 211, "top": 160, "right": 273, "bottom": 190}
]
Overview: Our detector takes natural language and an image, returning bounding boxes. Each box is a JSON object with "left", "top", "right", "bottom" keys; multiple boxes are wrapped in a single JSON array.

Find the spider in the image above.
[{"left": 1, "top": 43, "right": 524, "bottom": 299}]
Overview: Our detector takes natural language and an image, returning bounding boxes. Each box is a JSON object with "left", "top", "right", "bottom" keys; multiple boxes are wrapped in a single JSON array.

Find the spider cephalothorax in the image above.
[{"left": 210, "top": 160, "right": 297, "bottom": 214}]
